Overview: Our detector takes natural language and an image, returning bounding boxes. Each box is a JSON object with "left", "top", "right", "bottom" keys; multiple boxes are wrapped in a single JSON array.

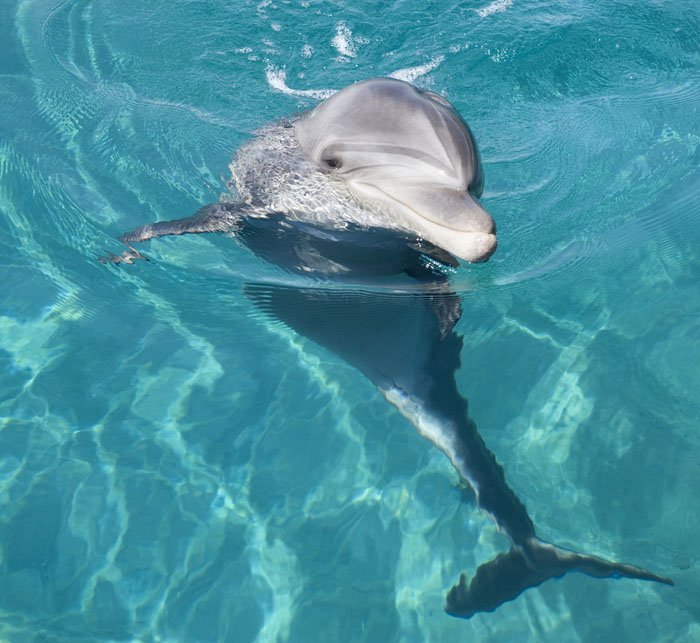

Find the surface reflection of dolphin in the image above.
[{"left": 105, "top": 78, "right": 672, "bottom": 618}]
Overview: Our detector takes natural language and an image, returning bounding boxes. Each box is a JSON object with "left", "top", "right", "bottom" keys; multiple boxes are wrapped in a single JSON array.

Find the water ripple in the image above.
[{"left": 2, "top": 0, "right": 699, "bottom": 640}]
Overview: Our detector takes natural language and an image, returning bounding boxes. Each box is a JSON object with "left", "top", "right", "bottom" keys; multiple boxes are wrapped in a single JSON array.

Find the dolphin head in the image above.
[{"left": 295, "top": 77, "right": 497, "bottom": 263}]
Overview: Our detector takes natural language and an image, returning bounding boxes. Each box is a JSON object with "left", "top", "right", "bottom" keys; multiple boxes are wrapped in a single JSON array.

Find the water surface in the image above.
[{"left": 1, "top": 0, "right": 699, "bottom": 640}]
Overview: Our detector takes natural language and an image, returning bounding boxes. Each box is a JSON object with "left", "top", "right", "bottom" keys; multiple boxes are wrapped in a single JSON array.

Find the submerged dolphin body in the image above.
[{"left": 107, "top": 78, "right": 672, "bottom": 617}]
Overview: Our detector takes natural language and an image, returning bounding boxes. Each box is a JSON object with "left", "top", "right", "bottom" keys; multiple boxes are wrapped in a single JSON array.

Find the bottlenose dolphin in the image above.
[{"left": 105, "top": 77, "right": 672, "bottom": 617}]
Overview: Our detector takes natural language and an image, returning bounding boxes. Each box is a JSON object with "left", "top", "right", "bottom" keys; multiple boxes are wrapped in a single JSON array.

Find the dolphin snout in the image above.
[
  {"left": 468, "top": 232, "right": 498, "bottom": 262},
  {"left": 463, "top": 204, "right": 497, "bottom": 262},
  {"left": 468, "top": 206, "right": 496, "bottom": 235}
]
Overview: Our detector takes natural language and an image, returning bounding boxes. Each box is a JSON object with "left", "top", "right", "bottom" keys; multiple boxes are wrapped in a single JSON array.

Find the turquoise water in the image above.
[{"left": 1, "top": 0, "right": 699, "bottom": 640}]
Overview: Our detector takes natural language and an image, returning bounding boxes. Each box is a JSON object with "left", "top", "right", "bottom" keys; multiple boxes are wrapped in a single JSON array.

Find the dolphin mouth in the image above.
[
  {"left": 351, "top": 181, "right": 498, "bottom": 263},
  {"left": 428, "top": 230, "right": 497, "bottom": 263},
  {"left": 403, "top": 216, "right": 497, "bottom": 263}
]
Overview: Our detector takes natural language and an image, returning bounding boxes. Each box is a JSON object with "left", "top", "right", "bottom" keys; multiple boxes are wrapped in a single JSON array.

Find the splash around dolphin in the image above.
[{"left": 104, "top": 77, "right": 673, "bottom": 617}]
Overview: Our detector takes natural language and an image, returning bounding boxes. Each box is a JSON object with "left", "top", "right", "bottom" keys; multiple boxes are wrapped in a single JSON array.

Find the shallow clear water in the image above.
[{"left": 1, "top": 0, "right": 699, "bottom": 640}]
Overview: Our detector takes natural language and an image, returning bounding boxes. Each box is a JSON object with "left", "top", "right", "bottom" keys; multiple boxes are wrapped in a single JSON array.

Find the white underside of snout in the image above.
[
  {"left": 416, "top": 223, "right": 497, "bottom": 263},
  {"left": 348, "top": 181, "right": 497, "bottom": 263}
]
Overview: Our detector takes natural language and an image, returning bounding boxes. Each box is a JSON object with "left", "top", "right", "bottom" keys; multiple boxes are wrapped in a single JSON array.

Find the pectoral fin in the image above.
[{"left": 101, "top": 202, "right": 243, "bottom": 264}]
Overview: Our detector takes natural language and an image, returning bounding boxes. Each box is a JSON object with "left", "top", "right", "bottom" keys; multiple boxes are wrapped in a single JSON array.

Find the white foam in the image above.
[
  {"left": 331, "top": 21, "right": 367, "bottom": 59},
  {"left": 256, "top": 0, "right": 271, "bottom": 18},
  {"left": 388, "top": 56, "right": 445, "bottom": 83},
  {"left": 332, "top": 21, "right": 356, "bottom": 57},
  {"left": 266, "top": 54, "right": 443, "bottom": 104},
  {"left": 265, "top": 67, "right": 336, "bottom": 100},
  {"left": 476, "top": 0, "right": 513, "bottom": 17}
]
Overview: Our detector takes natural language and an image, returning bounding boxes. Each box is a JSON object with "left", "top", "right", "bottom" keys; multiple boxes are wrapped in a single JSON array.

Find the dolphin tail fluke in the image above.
[
  {"left": 445, "top": 537, "right": 673, "bottom": 619},
  {"left": 445, "top": 548, "right": 549, "bottom": 618}
]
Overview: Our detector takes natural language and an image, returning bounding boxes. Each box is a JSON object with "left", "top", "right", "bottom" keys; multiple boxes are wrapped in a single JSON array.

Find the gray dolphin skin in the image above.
[{"left": 107, "top": 78, "right": 673, "bottom": 618}]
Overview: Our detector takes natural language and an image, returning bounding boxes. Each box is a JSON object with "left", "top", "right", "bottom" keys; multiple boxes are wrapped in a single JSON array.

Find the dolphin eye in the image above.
[{"left": 322, "top": 157, "right": 341, "bottom": 169}]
